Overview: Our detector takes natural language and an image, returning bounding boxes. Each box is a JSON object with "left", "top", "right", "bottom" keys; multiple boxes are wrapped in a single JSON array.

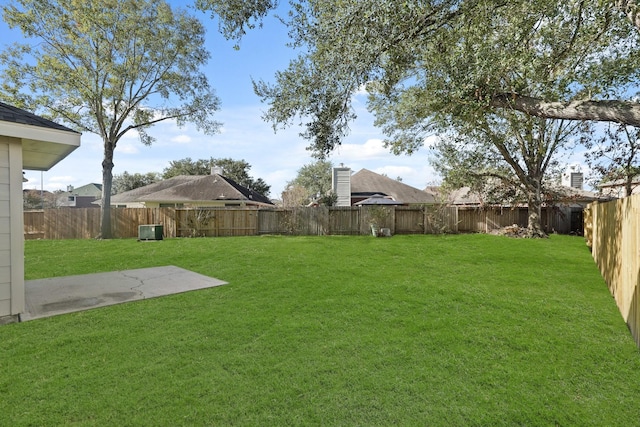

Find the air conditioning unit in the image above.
[{"left": 139, "top": 224, "right": 163, "bottom": 241}]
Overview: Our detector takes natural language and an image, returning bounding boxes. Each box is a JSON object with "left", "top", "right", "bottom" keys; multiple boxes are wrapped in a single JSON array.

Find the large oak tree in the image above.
[
  {"left": 1, "top": 0, "right": 220, "bottom": 237},
  {"left": 197, "top": 0, "right": 640, "bottom": 234},
  {"left": 432, "top": 114, "right": 588, "bottom": 237}
]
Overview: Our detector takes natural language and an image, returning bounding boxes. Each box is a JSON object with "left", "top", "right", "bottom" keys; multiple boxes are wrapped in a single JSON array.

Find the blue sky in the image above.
[{"left": 3, "top": 1, "right": 437, "bottom": 197}]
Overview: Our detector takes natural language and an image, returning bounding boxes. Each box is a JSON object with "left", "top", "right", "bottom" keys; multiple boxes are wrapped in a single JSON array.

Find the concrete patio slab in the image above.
[{"left": 21, "top": 266, "right": 227, "bottom": 321}]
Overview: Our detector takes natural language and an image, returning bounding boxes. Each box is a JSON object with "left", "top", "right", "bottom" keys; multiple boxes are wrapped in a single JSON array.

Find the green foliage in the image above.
[
  {"left": 1, "top": 0, "right": 220, "bottom": 139},
  {"left": 200, "top": 1, "right": 640, "bottom": 156},
  {"left": 585, "top": 124, "right": 640, "bottom": 196},
  {"left": 22, "top": 189, "right": 59, "bottom": 210},
  {"left": 1, "top": 0, "right": 221, "bottom": 237},
  {"left": 317, "top": 190, "right": 337, "bottom": 206},
  {"left": 281, "top": 183, "right": 308, "bottom": 206},
  {"left": 285, "top": 159, "right": 333, "bottom": 205},
  {"left": 366, "top": 205, "right": 391, "bottom": 227},
  {"left": 162, "top": 157, "right": 215, "bottom": 177},
  {"left": 431, "top": 114, "right": 587, "bottom": 203},
  {"left": 162, "top": 157, "right": 271, "bottom": 196},
  {"left": 7, "top": 235, "right": 640, "bottom": 425},
  {"left": 111, "top": 171, "right": 161, "bottom": 195}
]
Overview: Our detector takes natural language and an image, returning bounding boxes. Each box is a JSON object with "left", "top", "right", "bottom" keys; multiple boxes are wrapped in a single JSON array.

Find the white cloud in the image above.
[
  {"left": 171, "top": 134, "right": 192, "bottom": 144},
  {"left": 331, "top": 138, "right": 389, "bottom": 161},
  {"left": 374, "top": 165, "right": 415, "bottom": 178},
  {"left": 115, "top": 143, "right": 139, "bottom": 154},
  {"left": 354, "top": 83, "right": 369, "bottom": 96},
  {"left": 423, "top": 134, "right": 440, "bottom": 148},
  {"left": 262, "top": 169, "right": 295, "bottom": 197}
]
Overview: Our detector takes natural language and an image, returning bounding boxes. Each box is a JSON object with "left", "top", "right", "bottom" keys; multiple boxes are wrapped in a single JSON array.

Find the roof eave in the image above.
[{"left": 0, "top": 120, "right": 81, "bottom": 170}]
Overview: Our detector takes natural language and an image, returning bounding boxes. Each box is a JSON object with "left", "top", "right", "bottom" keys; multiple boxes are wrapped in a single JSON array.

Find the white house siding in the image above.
[
  {"left": 0, "top": 137, "right": 24, "bottom": 318},
  {"left": 0, "top": 140, "right": 9, "bottom": 316}
]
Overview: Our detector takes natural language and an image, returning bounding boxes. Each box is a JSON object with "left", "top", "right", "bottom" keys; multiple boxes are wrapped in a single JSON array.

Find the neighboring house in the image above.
[
  {"left": 598, "top": 176, "right": 640, "bottom": 198},
  {"left": 109, "top": 171, "right": 274, "bottom": 208},
  {"left": 333, "top": 168, "right": 437, "bottom": 206},
  {"left": 441, "top": 186, "right": 482, "bottom": 206},
  {"left": 442, "top": 180, "right": 609, "bottom": 234},
  {"left": 57, "top": 183, "right": 102, "bottom": 208},
  {"left": 0, "top": 101, "right": 80, "bottom": 323}
]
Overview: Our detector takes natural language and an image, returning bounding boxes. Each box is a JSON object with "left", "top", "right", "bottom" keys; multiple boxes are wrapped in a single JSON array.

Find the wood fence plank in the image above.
[{"left": 585, "top": 196, "right": 640, "bottom": 347}]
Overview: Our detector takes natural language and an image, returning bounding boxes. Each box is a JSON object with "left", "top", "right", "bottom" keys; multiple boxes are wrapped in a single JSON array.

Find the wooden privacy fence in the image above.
[
  {"left": 24, "top": 206, "right": 458, "bottom": 239},
  {"left": 23, "top": 204, "right": 571, "bottom": 240},
  {"left": 457, "top": 206, "right": 575, "bottom": 234},
  {"left": 585, "top": 196, "right": 640, "bottom": 347},
  {"left": 24, "top": 208, "right": 177, "bottom": 239}
]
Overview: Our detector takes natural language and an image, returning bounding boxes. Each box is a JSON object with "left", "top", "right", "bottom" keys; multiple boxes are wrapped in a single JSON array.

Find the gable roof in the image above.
[
  {"left": 350, "top": 169, "right": 437, "bottom": 204},
  {"left": 0, "top": 101, "right": 81, "bottom": 170},
  {"left": 111, "top": 176, "right": 200, "bottom": 203},
  {"left": 68, "top": 183, "right": 102, "bottom": 197},
  {"left": 111, "top": 174, "right": 273, "bottom": 205}
]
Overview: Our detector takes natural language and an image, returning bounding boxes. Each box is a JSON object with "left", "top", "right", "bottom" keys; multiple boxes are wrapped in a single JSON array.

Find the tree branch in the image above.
[
  {"left": 490, "top": 94, "right": 640, "bottom": 127},
  {"left": 616, "top": 0, "right": 640, "bottom": 31}
]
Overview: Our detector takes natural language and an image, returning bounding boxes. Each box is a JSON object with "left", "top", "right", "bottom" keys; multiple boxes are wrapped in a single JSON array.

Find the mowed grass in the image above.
[{"left": 2, "top": 234, "right": 639, "bottom": 425}]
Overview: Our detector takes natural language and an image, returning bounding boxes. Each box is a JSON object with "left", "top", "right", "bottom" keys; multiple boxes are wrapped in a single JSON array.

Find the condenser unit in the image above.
[{"left": 139, "top": 224, "right": 163, "bottom": 241}]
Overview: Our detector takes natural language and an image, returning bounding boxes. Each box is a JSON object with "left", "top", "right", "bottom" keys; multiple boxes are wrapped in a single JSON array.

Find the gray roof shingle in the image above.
[
  {"left": 350, "top": 169, "right": 437, "bottom": 204},
  {"left": 111, "top": 174, "right": 273, "bottom": 205},
  {"left": 0, "top": 101, "right": 79, "bottom": 133}
]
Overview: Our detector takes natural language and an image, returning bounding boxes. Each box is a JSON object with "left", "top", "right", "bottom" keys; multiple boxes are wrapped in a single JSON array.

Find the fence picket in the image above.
[{"left": 585, "top": 196, "right": 640, "bottom": 347}]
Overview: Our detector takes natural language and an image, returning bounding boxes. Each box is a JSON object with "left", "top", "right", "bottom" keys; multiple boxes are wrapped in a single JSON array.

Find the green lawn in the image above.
[{"left": 2, "top": 234, "right": 639, "bottom": 425}]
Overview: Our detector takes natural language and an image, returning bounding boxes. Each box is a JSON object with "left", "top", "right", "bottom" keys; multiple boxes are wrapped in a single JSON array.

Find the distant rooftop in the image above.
[{"left": 350, "top": 168, "right": 437, "bottom": 204}]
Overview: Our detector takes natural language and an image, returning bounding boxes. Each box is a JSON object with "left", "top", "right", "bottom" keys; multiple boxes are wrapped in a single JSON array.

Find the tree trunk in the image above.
[
  {"left": 526, "top": 193, "right": 547, "bottom": 238},
  {"left": 100, "top": 147, "right": 115, "bottom": 239}
]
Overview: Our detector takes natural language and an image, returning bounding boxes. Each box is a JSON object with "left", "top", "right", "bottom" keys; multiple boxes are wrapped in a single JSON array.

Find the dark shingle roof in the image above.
[
  {"left": 111, "top": 176, "right": 201, "bottom": 203},
  {"left": 0, "top": 101, "right": 79, "bottom": 133},
  {"left": 350, "top": 169, "right": 437, "bottom": 204},
  {"left": 218, "top": 175, "right": 273, "bottom": 205},
  {"left": 111, "top": 174, "right": 273, "bottom": 205}
]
